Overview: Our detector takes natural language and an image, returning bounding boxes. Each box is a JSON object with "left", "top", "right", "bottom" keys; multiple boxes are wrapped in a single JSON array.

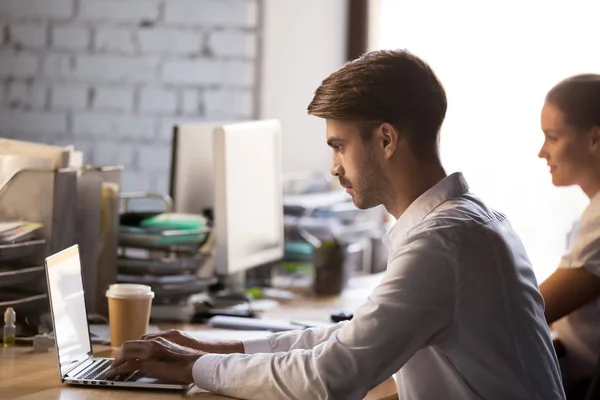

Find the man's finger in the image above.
[
  {"left": 140, "top": 330, "right": 176, "bottom": 341},
  {"left": 106, "top": 359, "right": 193, "bottom": 384},
  {"left": 111, "top": 340, "right": 154, "bottom": 370},
  {"left": 140, "top": 332, "right": 166, "bottom": 340},
  {"left": 140, "top": 332, "right": 160, "bottom": 341},
  {"left": 105, "top": 360, "right": 140, "bottom": 378}
]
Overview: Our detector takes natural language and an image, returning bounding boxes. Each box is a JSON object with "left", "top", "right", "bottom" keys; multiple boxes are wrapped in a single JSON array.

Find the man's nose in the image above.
[{"left": 330, "top": 162, "right": 343, "bottom": 177}]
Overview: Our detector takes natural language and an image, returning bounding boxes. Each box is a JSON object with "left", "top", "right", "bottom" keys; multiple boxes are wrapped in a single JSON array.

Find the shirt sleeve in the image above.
[
  {"left": 560, "top": 213, "right": 600, "bottom": 276},
  {"left": 242, "top": 322, "right": 347, "bottom": 354},
  {"left": 192, "top": 234, "right": 455, "bottom": 400}
]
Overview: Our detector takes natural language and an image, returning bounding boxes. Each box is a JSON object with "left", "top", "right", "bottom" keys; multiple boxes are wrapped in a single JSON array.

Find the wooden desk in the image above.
[{"left": 0, "top": 273, "right": 398, "bottom": 400}]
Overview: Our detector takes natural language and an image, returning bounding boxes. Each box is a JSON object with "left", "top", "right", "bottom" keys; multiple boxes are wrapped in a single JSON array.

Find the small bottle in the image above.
[{"left": 3, "top": 307, "right": 16, "bottom": 347}]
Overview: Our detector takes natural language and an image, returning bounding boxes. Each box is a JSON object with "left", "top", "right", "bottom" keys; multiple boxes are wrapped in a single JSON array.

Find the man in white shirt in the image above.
[{"left": 107, "top": 49, "right": 565, "bottom": 399}]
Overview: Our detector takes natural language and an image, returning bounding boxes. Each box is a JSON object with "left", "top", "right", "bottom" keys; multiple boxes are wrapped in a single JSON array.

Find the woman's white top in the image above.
[{"left": 554, "top": 191, "right": 600, "bottom": 384}]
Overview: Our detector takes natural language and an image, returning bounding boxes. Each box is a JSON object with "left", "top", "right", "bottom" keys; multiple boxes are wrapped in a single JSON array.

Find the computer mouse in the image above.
[{"left": 330, "top": 309, "right": 354, "bottom": 323}]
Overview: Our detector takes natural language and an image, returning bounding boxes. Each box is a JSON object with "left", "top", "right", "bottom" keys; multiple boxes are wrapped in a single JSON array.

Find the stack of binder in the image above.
[
  {"left": 116, "top": 194, "right": 216, "bottom": 322},
  {"left": 0, "top": 139, "right": 78, "bottom": 336},
  {"left": 0, "top": 220, "right": 47, "bottom": 337}
]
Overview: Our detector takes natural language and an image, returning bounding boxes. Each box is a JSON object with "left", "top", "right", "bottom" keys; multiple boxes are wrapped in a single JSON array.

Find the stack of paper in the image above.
[
  {"left": 0, "top": 221, "right": 43, "bottom": 244},
  {"left": 0, "top": 138, "right": 69, "bottom": 169}
]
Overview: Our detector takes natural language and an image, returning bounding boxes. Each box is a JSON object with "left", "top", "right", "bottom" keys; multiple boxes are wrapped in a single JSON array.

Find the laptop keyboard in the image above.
[
  {"left": 77, "top": 359, "right": 111, "bottom": 380},
  {"left": 76, "top": 359, "right": 142, "bottom": 382}
]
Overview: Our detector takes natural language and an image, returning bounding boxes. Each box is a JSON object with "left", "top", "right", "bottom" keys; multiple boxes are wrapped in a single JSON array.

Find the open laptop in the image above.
[{"left": 44, "top": 244, "right": 192, "bottom": 390}]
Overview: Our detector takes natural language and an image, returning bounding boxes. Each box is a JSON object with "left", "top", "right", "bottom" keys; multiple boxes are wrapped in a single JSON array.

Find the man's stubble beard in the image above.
[{"left": 351, "top": 157, "right": 389, "bottom": 210}]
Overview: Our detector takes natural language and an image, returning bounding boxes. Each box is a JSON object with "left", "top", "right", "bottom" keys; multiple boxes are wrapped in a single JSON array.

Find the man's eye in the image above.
[{"left": 333, "top": 145, "right": 343, "bottom": 151}]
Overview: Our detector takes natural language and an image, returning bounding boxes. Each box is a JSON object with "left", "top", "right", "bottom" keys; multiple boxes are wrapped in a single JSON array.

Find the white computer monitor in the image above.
[
  {"left": 170, "top": 122, "right": 222, "bottom": 215},
  {"left": 170, "top": 120, "right": 284, "bottom": 276}
]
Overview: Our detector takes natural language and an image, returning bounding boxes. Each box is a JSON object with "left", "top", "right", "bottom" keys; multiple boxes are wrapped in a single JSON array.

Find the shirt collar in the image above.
[
  {"left": 580, "top": 190, "right": 600, "bottom": 223},
  {"left": 382, "top": 172, "right": 470, "bottom": 249}
]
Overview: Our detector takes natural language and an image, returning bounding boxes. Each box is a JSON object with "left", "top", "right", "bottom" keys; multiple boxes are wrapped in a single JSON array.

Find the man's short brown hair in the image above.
[{"left": 307, "top": 49, "right": 447, "bottom": 156}]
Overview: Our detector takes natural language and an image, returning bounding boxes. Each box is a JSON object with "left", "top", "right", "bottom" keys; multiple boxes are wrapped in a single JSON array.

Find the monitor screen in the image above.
[
  {"left": 45, "top": 245, "right": 92, "bottom": 376},
  {"left": 214, "top": 120, "right": 284, "bottom": 275},
  {"left": 170, "top": 123, "right": 221, "bottom": 215}
]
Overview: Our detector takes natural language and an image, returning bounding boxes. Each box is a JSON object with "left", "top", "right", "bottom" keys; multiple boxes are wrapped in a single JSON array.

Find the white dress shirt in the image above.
[
  {"left": 553, "top": 191, "right": 600, "bottom": 385},
  {"left": 193, "top": 173, "right": 565, "bottom": 399}
]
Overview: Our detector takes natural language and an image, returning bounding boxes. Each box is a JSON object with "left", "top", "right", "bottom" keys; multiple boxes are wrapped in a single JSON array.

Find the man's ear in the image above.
[
  {"left": 591, "top": 126, "right": 600, "bottom": 153},
  {"left": 375, "top": 123, "right": 399, "bottom": 159}
]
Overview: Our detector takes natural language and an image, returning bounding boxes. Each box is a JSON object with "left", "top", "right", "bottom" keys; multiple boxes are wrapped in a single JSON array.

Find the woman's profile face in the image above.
[{"left": 538, "top": 102, "right": 597, "bottom": 188}]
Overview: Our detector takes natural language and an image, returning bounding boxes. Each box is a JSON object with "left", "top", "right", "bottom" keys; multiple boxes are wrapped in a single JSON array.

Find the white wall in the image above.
[{"left": 260, "top": 0, "right": 348, "bottom": 175}]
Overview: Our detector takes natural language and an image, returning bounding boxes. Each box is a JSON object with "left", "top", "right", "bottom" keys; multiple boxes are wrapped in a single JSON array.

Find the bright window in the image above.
[{"left": 374, "top": 0, "right": 600, "bottom": 282}]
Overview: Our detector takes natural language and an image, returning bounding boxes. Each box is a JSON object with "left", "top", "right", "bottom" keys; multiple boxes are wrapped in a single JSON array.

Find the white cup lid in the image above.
[{"left": 106, "top": 284, "right": 154, "bottom": 299}]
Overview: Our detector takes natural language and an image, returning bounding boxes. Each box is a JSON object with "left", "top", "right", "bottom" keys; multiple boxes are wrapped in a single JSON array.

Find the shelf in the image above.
[
  {"left": 0, "top": 239, "right": 46, "bottom": 262},
  {"left": 0, "top": 291, "right": 47, "bottom": 313},
  {"left": 0, "top": 265, "right": 44, "bottom": 289},
  {"left": 117, "top": 256, "right": 205, "bottom": 276},
  {"left": 117, "top": 273, "right": 217, "bottom": 300}
]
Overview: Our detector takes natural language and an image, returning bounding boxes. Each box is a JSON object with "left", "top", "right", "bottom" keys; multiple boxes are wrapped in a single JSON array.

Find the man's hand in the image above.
[
  {"left": 106, "top": 337, "right": 203, "bottom": 384},
  {"left": 141, "top": 329, "right": 245, "bottom": 354}
]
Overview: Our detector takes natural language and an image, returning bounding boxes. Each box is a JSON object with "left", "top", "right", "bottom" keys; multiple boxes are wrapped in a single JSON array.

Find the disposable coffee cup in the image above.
[{"left": 105, "top": 284, "right": 154, "bottom": 347}]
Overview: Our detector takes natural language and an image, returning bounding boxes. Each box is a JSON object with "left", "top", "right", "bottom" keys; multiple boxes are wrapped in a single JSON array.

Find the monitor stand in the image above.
[
  {"left": 218, "top": 271, "right": 247, "bottom": 299},
  {"left": 192, "top": 271, "right": 256, "bottom": 322}
]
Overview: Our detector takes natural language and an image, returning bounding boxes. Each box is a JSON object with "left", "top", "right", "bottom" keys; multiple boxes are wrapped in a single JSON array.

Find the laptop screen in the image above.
[{"left": 45, "top": 245, "right": 92, "bottom": 376}]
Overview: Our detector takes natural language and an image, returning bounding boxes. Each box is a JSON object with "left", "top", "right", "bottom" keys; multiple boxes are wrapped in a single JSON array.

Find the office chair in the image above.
[
  {"left": 584, "top": 354, "right": 600, "bottom": 400},
  {"left": 555, "top": 338, "right": 598, "bottom": 400}
]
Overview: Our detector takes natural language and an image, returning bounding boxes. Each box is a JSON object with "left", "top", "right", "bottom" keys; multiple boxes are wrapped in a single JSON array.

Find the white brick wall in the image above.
[
  {"left": 51, "top": 84, "right": 88, "bottom": 110},
  {"left": 95, "top": 28, "right": 137, "bottom": 54},
  {"left": 93, "top": 142, "right": 136, "bottom": 168},
  {"left": 139, "top": 87, "right": 177, "bottom": 114},
  {"left": 92, "top": 87, "right": 134, "bottom": 112},
  {"left": 205, "top": 88, "right": 253, "bottom": 119},
  {"left": 181, "top": 89, "right": 201, "bottom": 114},
  {"left": 6, "top": 82, "right": 29, "bottom": 108},
  {"left": 209, "top": 30, "right": 257, "bottom": 58},
  {"left": 153, "top": 174, "right": 170, "bottom": 197},
  {"left": 0, "top": 0, "right": 260, "bottom": 192},
  {"left": 0, "top": 51, "right": 38, "bottom": 78},
  {"left": 137, "top": 29, "right": 202, "bottom": 56},
  {"left": 164, "top": 0, "right": 258, "bottom": 28},
  {"left": 30, "top": 84, "right": 47, "bottom": 109},
  {"left": 78, "top": 0, "right": 160, "bottom": 23},
  {"left": 0, "top": 110, "right": 67, "bottom": 134},
  {"left": 222, "top": 60, "right": 255, "bottom": 87},
  {"left": 74, "top": 55, "right": 160, "bottom": 82},
  {"left": 162, "top": 59, "right": 221, "bottom": 85},
  {"left": 73, "top": 113, "right": 155, "bottom": 139},
  {"left": 51, "top": 26, "right": 90, "bottom": 50},
  {"left": 0, "top": 0, "right": 73, "bottom": 20},
  {"left": 10, "top": 24, "right": 47, "bottom": 49},
  {"left": 137, "top": 144, "right": 171, "bottom": 172},
  {"left": 163, "top": 59, "right": 253, "bottom": 86},
  {"left": 5, "top": 82, "right": 47, "bottom": 111},
  {"left": 121, "top": 170, "right": 152, "bottom": 192},
  {"left": 94, "top": 28, "right": 206, "bottom": 57}
]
